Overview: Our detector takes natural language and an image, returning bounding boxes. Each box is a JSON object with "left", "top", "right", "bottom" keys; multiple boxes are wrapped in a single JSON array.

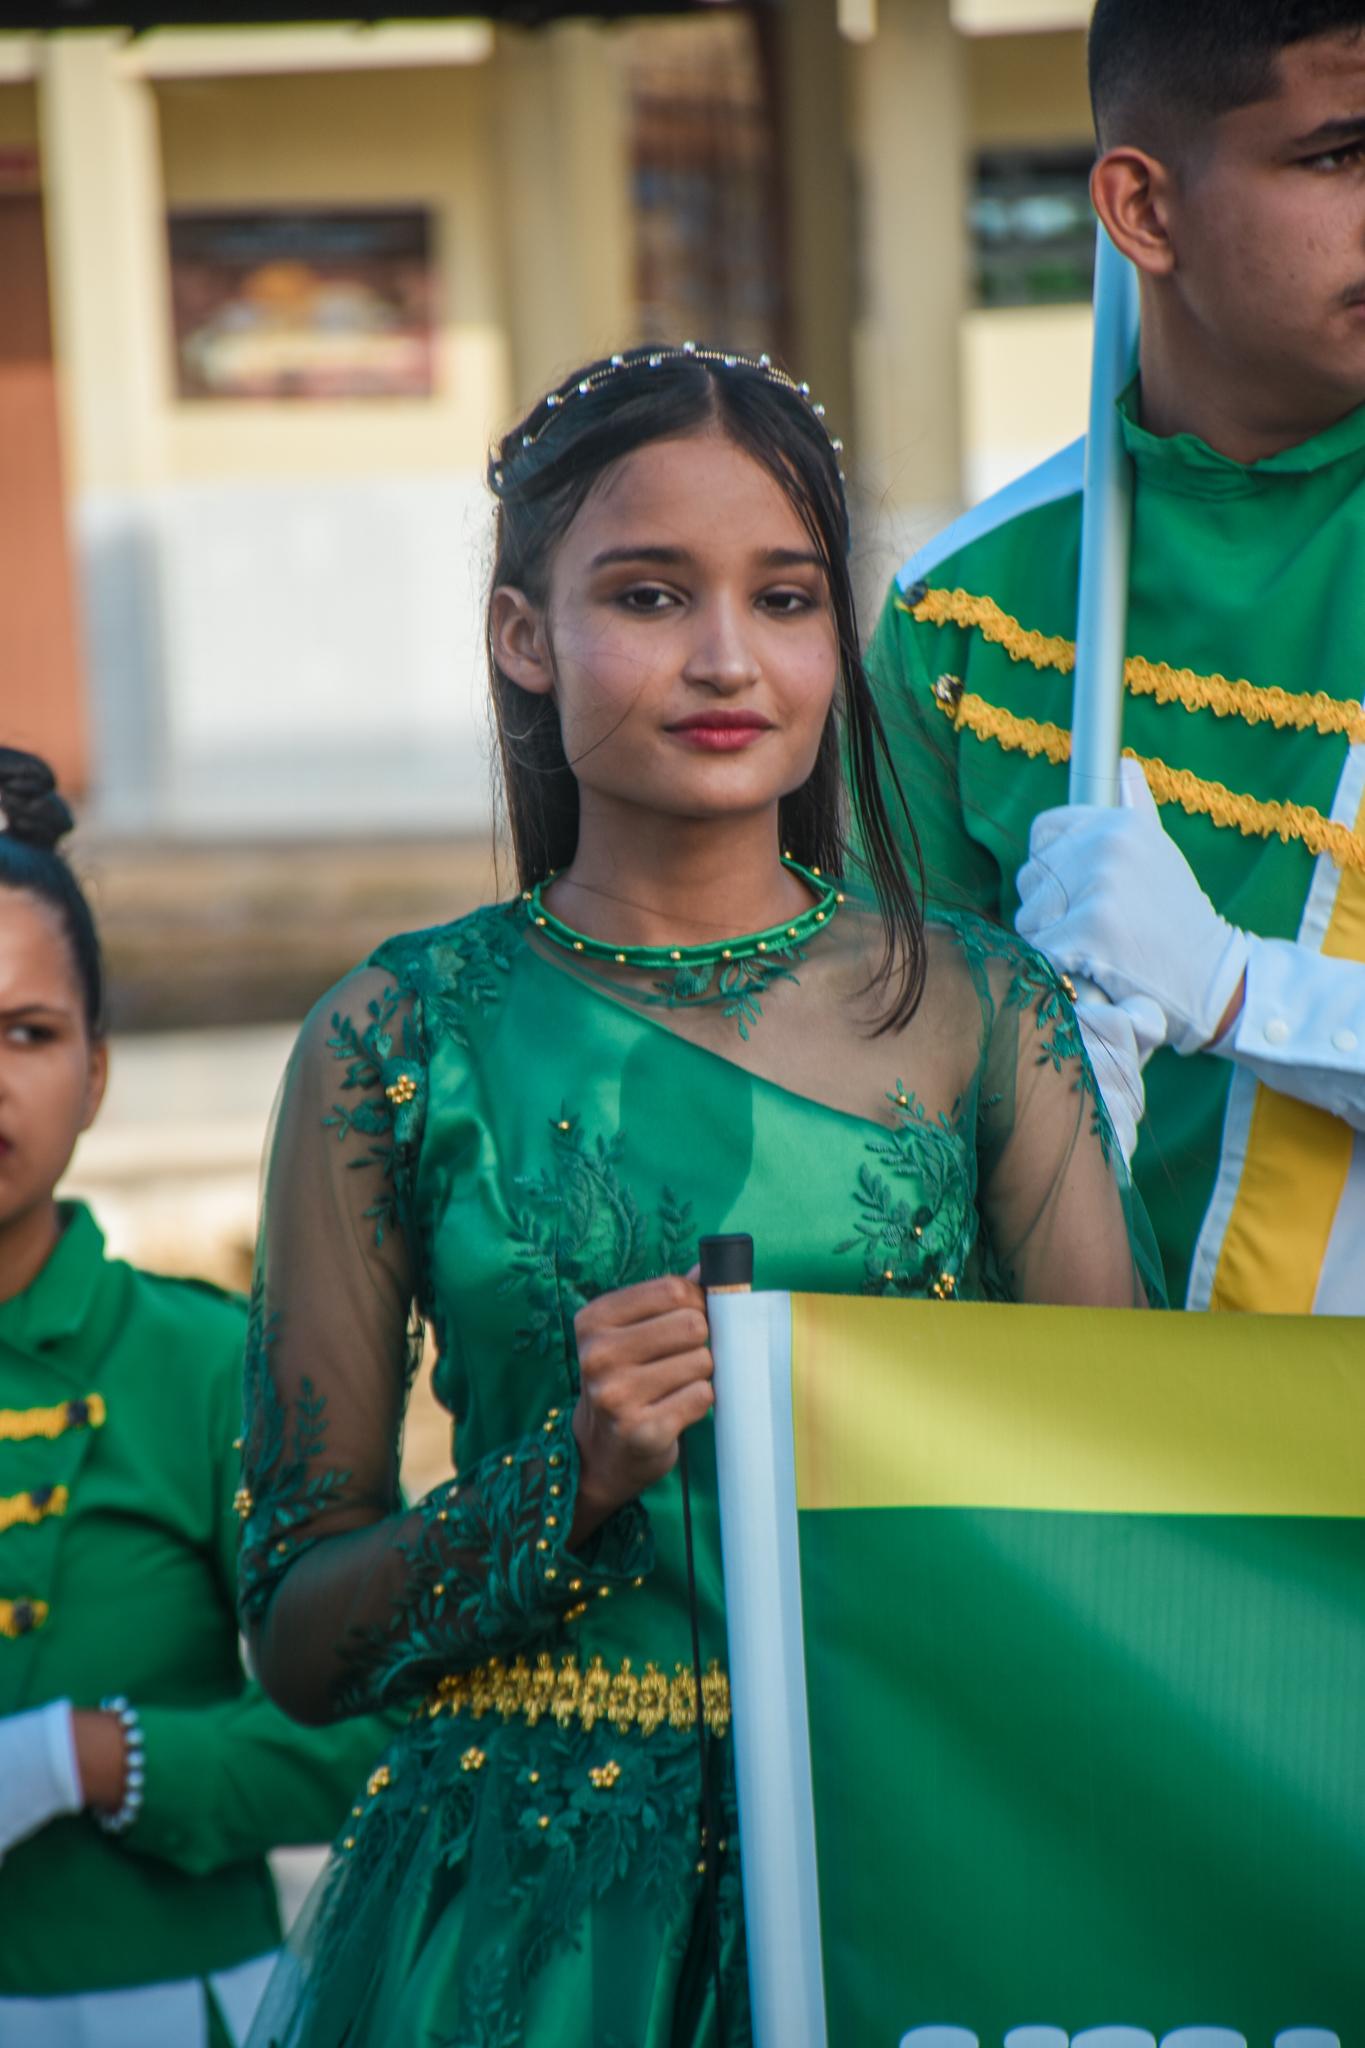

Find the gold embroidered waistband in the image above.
[
  {"left": 0, "top": 1486, "right": 68, "bottom": 1536},
  {"left": 901, "top": 587, "right": 1365, "bottom": 744},
  {"left": 0, "top": 1395, "right": 106, "bottom": 1444},
  {"left": 936, "top": 690, "right": 1365, "bottom": 874},
  {"left": 425, "top": 1652, "right": 731, "bottom": 1739},
  {"left": 0, "top": 1597, "right": 48, "bottom": 1638}
]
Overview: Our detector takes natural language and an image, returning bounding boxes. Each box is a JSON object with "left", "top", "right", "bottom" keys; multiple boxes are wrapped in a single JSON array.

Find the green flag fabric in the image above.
[{"left": 786, "top": 1296, "right": 1364, "bottom": 2045}]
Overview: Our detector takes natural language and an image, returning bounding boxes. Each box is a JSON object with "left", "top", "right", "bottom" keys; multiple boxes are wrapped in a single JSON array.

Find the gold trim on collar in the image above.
[
  {"left": 900, "top": 587, "right": 1365, "bottom": 744},
  {"left": 936, "top": 690, "right": 1365, "bottom": 874},
  {"left": 425, "top": 1651, "right": 731, "bottom": 1739},
  {"left": 0, "top": 1394, "right": 106, "bottom": 1444},
  {"left": 0, "top": 1486, "right": 68, "bottom": 1535},
  {"left": 0, "top": 1597, "right": 48, "bottom": 1638}
]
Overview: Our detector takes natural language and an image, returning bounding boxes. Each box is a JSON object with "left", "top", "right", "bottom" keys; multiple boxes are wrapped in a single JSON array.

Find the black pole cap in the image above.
[{"left": 698, "top": 1234, "right": 754, "bottom": 1291}]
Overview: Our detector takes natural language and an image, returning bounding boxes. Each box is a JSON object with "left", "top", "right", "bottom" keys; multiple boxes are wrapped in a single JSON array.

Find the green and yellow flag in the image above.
[{"left": 712, "top": 1293, "right": 1365, "bottom": 2047}]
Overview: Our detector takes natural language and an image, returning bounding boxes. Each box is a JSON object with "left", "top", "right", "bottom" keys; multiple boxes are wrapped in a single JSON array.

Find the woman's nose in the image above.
[{"left": 682, "top": 597, "right": 761, "bottom": 691}]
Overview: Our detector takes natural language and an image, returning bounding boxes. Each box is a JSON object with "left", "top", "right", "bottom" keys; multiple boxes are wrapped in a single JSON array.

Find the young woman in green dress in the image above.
[
  {"left": 0, "top": 751, "right": 391, "bottom": 2048},
  {"left": 240, "top": 345, "right": 1163, "bottom": 2048}
]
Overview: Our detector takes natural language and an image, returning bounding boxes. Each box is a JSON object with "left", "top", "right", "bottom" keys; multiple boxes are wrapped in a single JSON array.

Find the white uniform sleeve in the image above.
[{"left": 1218, "top": 937, "right": 1365, "bottom": 1129}]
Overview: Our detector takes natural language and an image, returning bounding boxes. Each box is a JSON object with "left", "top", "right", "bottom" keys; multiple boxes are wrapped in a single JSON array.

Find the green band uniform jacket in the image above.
[
  {"left": 0, "top": 1203, "right": 392, "bottom": 2023},
  {"left": 867, "top": 392, "right": 1365, "bottom": 1312}
]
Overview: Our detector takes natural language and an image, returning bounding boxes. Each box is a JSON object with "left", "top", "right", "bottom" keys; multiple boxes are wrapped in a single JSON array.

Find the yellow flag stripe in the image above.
[
  {"left": 1209, "top": 781, "right": 1365, "bottom": 1312},
  {"left": 789, "top": 1294, "right": 1365, "bottom": 1516}
]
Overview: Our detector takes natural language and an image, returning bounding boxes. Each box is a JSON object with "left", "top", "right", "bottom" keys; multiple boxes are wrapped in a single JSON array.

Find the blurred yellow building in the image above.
[{"left": 0, "top": 0, "right": 1094, "bottom": 843}]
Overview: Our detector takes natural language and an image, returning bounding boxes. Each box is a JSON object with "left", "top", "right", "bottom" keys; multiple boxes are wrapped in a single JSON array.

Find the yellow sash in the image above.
[{"left": 1209, "top": 789, "right": 1365, "bottom": 1313}]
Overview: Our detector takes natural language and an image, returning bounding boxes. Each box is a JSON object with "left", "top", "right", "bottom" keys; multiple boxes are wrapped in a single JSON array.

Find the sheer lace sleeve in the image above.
[
  {"left": 960, "top": 925, "right": 1165, "bottom": 1309},
  {"left": 238, "top": 964, "right": 651, "bottom": 1727}
]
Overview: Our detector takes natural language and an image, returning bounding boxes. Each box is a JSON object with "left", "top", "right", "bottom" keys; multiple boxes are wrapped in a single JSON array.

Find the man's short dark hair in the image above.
[{"left": 1089, "top": 0, "right": 1365, "bottom": 150}]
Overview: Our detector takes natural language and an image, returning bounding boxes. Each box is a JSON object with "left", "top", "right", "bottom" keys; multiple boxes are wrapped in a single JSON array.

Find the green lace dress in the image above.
[{"left": 238, "top": 885, "right": 1162, "bottom": 2048}]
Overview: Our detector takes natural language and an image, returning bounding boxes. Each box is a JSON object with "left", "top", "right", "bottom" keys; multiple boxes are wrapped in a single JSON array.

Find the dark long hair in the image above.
[
  {"left": 485, "top": 343, "right": 925, "bottom": 1031},
  {"left": 0, "top": 748, "right": 104, "bottom": 1035}
]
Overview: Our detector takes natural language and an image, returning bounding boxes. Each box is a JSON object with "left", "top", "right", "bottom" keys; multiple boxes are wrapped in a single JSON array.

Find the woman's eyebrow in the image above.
[
  {"left": 588, "top": 544, "right": 826, "bottom": 570},
  {"left": 760, "top": 548, "right": 826, "bottom": 570},
  {"left": 0, "top": 1001, "right": 70, "bottom": 1021},
  {"left": 590, "top": 545, "right": 689, "bottom": 569}
]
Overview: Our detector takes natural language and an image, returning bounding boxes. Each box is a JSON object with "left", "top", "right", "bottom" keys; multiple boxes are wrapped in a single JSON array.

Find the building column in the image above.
[
  {"left": 37, "top": 32, "right": 174, "bottom": 826},
  {"left": 763, "top": 0, "right": 857, "bottom": 452},
  {"left": 847, "top": 0, "right": 968, "bottom": 600},
  {"left": 39, "top": 33, "right": 172, "bottom": 498},
  {"left": 492, "top": 22, "right": 634, "bottom": 415}
]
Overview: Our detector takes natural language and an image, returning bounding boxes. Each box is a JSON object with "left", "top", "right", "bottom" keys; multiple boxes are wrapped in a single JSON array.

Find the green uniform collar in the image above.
[
  {"left": 0, "top": 1203, "right": 111, "bottom": 1366},
  {"left": 1118, "top": 383, "right": 1365, "bottom": 499}
]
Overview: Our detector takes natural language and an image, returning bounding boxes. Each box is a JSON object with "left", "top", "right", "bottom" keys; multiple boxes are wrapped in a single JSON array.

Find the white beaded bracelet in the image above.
[{"left": 95, "top": 1695, "right": 146, "bottom": 1835}]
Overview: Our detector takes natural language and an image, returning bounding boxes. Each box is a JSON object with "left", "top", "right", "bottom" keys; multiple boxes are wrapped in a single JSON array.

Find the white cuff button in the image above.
[
  {"left": 1263, "top": 1018, "right": 1291, "bottom": 1046},
  {"left": 1331, "top": 1028, "right": 1358, "bottom": 1054}
]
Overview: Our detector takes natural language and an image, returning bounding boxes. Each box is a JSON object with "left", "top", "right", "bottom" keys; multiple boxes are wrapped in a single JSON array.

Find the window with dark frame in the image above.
[{"left": 971, "top": 146, "right": 1097, "bottom": 310}]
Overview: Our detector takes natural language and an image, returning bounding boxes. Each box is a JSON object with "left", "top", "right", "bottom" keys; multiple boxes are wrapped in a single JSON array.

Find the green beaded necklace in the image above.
[{"left": 523, "top": 858, "right": 844, "bottom": 1040}]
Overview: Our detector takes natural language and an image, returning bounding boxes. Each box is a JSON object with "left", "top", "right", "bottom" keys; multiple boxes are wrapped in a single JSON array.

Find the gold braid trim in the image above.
[
  {"left": 424, "top": 1651, "right": 731, "bottom": 1739},
  {"left": 901, "top": 588, "right": 1365, "bottom": 743},
  {"left": 940, "top": 691, "right": 1365, "bottom": 873},
  {"left": 0, "top": 1597, "right": 49, "bottom": 1639},
  {"left": 1138, "top": 755, "right": 1365, "bottom": 869},
  {"left": 0, "top": 1487, "right": 68, "bottom": 1536},
  {"left": 0, "top": 1394, "right": 106, "bottom": 1443}
]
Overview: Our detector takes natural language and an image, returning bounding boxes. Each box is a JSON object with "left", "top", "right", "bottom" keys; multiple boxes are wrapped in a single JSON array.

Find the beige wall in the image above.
[
  {"left": 157, "top": 65, "right": 510, "bottom": 479},
  {"left": 966, "top": 27, "right": 1091, "bottom": 148},
  {"left": 963, "top": 300, "right": 1091, "bottom": 500}
]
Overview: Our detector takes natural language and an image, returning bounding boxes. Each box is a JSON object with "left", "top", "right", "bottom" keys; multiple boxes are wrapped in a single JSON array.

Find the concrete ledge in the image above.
[{"left": 72, "top": 830, "right": 501, "bottom": 1031}]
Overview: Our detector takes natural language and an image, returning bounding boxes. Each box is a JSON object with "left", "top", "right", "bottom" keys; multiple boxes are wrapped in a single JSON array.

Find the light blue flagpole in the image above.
[
  {"left": 1069, "top": 226, "right": 1141, "bottom": 806},
  {"left": 706, "top": 1256, "right": 828, "bottom": 2048}
]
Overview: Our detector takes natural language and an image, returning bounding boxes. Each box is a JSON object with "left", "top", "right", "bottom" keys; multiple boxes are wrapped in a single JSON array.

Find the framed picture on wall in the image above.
[{"left": 167, "top": 207, "right": 436, "bottom": 400}]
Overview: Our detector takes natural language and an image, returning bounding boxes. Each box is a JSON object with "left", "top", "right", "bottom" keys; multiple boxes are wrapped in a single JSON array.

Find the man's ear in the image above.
[
  {"left": 1091, "top": 147, "right": 1178, "bottom": 279},
  {"left": 491, "top": 586, "right": 555, "bottom": 697}
]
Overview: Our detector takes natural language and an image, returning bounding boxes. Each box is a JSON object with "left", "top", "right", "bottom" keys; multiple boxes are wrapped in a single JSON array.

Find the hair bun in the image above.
[{"left": 0, "top": 747, "right": 75, "bottom": 854}]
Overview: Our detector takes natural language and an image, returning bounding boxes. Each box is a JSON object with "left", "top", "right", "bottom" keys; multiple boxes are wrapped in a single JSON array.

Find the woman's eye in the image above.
[
  {"left": 6, "top": 1025, "right": 54, "bottom": 1046},
  {"left": 618, "top": 585, "right": 678, "bottom": 614},
  {"left": 760, "top": 588, "right": 817, "bottom": 616}
]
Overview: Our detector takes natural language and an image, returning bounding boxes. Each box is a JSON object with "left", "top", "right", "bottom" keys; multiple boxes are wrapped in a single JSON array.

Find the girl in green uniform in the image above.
[
  {"left": 0, "top": 750, "right": 390, "bottom": 2048},
  {"left": 240, "top": 345, "right": 1163, "bottom": 2048}
]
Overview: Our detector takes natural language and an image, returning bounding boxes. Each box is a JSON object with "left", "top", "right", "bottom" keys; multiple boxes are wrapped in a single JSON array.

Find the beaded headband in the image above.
[{"left": 493, "top": 341, "right": 845, "bottom": 490}]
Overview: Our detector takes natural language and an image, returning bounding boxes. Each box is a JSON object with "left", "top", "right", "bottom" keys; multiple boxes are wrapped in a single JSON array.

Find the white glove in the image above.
[
  {"left": 1016, "top": 757, "right": 1249, "bottom": 1056},
  {"left": 0, "top": 1700, "right": 82, "bottom": 1864},
  {"left": 1072, "top": 987, "right": 1165, "bottom": 1165}
]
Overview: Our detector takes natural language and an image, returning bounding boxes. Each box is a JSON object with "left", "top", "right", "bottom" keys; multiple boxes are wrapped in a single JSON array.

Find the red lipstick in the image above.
[{"left": 666, "top": 710, "right": 772, "bottom": 752}]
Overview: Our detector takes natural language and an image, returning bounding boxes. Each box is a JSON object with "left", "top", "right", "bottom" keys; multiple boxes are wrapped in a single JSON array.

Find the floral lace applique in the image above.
[
  {"left": 935, "top": 910, "right": 1119, "bottom": 1166},
  {"left": 238, "top": 1278, "right": 354, "bottom": 1625},
  {"left": 329, "top": 1410, "right": 653, "bottom": 1716},
  {"left": 504, "top": 1109, "right": 697, "bottom": 1361},
  {"left": 374, "top": 904, "right": 518, "bottom": 1054},
  {"left": 325, "top": 985, "right": 427, "bottom": 1249},
  {"left": 656, "top": 946, "right": 803, "bottom": 1040},
  {"left": 303, "top": 1714, "right": 748, "bottom": 2046},
  {"left": 835, "top": 1082, "right": 976, "bottom": 1297}
]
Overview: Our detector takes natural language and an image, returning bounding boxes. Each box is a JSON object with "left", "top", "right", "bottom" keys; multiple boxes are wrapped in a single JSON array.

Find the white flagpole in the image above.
[
  {"left": 1069, "top": 226, "right": 1141, "bottom": 806},
  {"left": 708, "top": 1285, "right": 828, "bottom": 2048}
]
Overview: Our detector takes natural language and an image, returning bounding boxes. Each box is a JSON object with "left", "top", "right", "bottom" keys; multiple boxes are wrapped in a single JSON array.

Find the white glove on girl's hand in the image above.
[
  {"left": 0, "top": 1700, "right": 82, "bottom": 1863},
  {"left": 1015, "top": 757, "right": 1249, "bottom": 1056}
]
